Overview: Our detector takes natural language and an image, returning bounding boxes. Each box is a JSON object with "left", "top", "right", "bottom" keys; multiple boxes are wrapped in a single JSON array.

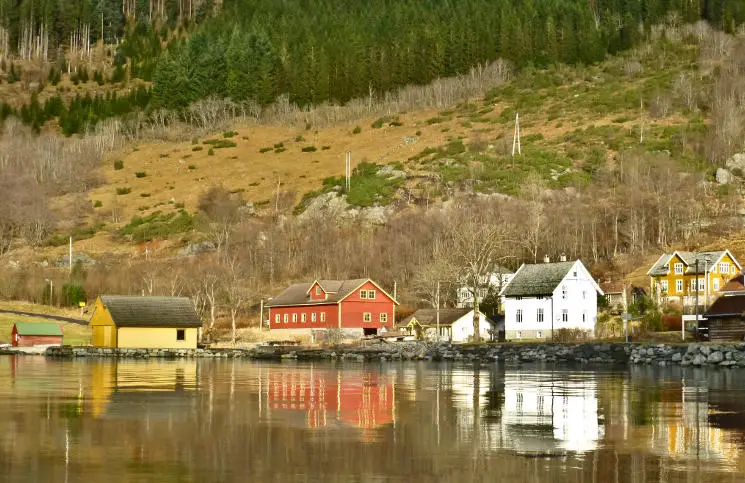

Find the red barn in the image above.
[
  {"left": 267, "top": 278, "right": 397, "bottom": 336},
  {"left": 12, "top": 322, "right": 64, "bottom": 347}
]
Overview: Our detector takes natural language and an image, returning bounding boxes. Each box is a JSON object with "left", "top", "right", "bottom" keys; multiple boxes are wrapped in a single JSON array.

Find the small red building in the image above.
[
  {"left": 267, "top": 278, "right": 397, "bottom": 336},
  {"left": 12, "top": 322, "right": 64, "bottom": 347}
]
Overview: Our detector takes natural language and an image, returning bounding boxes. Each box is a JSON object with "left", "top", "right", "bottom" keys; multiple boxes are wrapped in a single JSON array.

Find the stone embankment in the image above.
[{"left": 39, "top": 342, "right": 745, "bottom": 367}]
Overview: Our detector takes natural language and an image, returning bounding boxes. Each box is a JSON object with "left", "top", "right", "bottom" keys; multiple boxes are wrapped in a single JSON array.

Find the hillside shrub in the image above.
[
  {"left": 114, "top": 160, "right": 124, "bottom": 170},
  {"left": 116, "top": 187, "right": 132, "bottom": 195},
  {"left": 135, "top": 171, "right": 147, "bottom": 178},
  {"left": 301, "top": 146, "right": 317, "bottom": 152}
]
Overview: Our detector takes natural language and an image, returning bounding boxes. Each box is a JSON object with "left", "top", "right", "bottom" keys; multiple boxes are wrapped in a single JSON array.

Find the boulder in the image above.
[
  {"left": 716, "top": 168, "right": 733, "bottom": 185},
  {"left": 692, "top": 354, "right": 707, "bottom": 366},
  {"left": 725, "top": 153, "right": 745, "bottom": 174},
  {"left": 671, "top": 352, "right": 682, "bottom": 362},
  {"left": 177, "top": 241, "right": 216, "bottom": 257},
  {"left": 708, "top": 351, "right": 724, "bottom": 364}
]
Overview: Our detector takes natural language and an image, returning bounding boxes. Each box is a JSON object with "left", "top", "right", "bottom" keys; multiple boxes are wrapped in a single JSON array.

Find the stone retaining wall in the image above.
[{"left": 40, "top": 342, "right": 745, "bottom": 367}]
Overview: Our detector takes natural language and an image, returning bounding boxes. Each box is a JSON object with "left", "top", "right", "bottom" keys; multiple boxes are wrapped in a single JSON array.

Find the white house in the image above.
[
  {"left": 396, "top": 308, "right": 493, "bottom": 342},
  {"left": 456, "top": 266, "right": 515, "bottom": 309},
  {"left": 499, "top": 258, "right": 603, "bottom": 340}
]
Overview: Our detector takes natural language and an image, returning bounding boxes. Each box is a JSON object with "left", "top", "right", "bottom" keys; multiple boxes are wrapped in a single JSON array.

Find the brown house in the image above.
[
  {"left": 704, "top": 294, "right": 745, "bottom": 341},
  {"left": 12, "top": 322, "right": 63, "bottom": 347}
]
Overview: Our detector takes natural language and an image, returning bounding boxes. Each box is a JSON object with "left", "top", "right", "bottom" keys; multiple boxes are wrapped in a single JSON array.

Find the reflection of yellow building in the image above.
[
  {"left": 88, "top": 360, "right": 198, "bottom": 418},
  {"left": 89, "top": 296, "right": 202, "bottom": 349}
]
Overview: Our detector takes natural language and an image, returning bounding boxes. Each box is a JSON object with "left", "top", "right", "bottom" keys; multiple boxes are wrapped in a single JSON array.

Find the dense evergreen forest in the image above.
[{"left": 0, "top": 0, "right": 744, "bottom": 130}]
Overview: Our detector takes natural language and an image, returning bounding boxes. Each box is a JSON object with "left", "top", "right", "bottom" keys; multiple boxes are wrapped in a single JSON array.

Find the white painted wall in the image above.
[
  {"left": 424, "top": 310, "right": 492, "bottom": 342},
  {"left": 504, "top": 260, "right": 600, "bottom": 339},
  {"left": 456, "top": 273, "right": 513, "bottom": 308}
]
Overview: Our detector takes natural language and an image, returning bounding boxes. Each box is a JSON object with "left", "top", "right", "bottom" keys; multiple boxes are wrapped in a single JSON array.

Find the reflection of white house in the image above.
[
  {"left": 500, "top": 258, "right": 603, "bottom": 340},
  {"left": 502, "top": 373, "right": 603, "bottom": 452},
  {"left": 396, "top": 308, "right": 493, "bottom": 342},
  {"left": 456, "top": 267, "right": 514, "bottom": 309}
]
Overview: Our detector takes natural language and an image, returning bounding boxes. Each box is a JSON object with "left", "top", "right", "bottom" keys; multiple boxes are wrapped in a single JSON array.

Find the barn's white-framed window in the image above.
[
  {"left": 674, "top": 263, "right": 684, "bottom": 275},
  {"left": 720, "top": 262, "right": 729, "bottom": 274},
  {"left": 283, "top": 314, "right": 288, "bottom": 323},
  {"left": 676, "top": 279, "right": 683, "bottom": 293},
  {"left": 275, "top": 314, "right": 280, "bottom": 323},
  {"left": 380, "top": 313, "right": 388, "bottom": 323},
  {"left": 367, "top": 290, "right": 376, "bottom": 299},
  {"left": 315, "top": 286, "right": 322, "bottom": 295},
  {"left": 292, "top": 313, "right": 298, "bottom": 323},
  {"left": 320, "top": 312, "right": 326, "bottom": 322},
  {"left": 311, "top": 312, "right": 317, "bottom": 322},
  {"left": 537, "top": 308, "right": 544, "bottom": 323},
  {"left": 516, "top": 309, "right": 523, "bottom": 323},
  {"left": 562, "top": 309, "right": 568, "bottom": 323},
  {"left": 301, "top": 313, "right": 307, "bottom": 323},
  {"left": 363, "top": 313, "right": 372, "bottom": 322}
]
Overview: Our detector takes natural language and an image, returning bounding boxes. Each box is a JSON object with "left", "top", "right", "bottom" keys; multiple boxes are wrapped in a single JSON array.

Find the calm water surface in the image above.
[{"left": 0, "top": 358, "right": 744, "bottom": 482}]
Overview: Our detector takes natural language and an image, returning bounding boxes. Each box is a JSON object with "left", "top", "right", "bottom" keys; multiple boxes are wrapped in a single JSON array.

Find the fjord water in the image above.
[{"left": 0, "top": 359, "right": 744, "bottom": 482}]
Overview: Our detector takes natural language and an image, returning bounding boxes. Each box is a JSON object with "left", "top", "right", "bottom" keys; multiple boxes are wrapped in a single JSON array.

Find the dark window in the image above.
[{"left": 177, "top": 329, "right": 185, "bottom": 341}]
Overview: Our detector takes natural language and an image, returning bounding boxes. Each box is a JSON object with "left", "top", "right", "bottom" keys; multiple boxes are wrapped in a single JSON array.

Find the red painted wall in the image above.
[
  {"left": 269, "top": 304, "right": 338, "bottom": 330},
  {"left": 340, "top": 281, "right": 394, "bottom": 330},
  {"left": 12, "top": 333, "right": 63, "bottom": 347},
  {"left": 308, "top": 282, "right": 328, "bottom": 301}
]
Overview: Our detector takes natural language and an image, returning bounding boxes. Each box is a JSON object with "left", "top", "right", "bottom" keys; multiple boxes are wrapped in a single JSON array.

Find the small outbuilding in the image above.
[
  {"left": 703, "top": 295, "right": 745, "bottom": 341},
  {"left": 89, "top": 296, "right": 202, "bottom": 349},
  {"left": 12, "top": 322, "right": 63, "bottom": 347},
  {"left": 396, "top": 308, "right": 493, "bottom": 342}
]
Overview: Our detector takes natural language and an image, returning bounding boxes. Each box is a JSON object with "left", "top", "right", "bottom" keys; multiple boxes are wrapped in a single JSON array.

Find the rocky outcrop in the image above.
[
  {"left": 628, "top": 343, "right": 745, "bottom": 367},
  {"left": 716, "top": 168, "right": 733, "bottom": 184},
  {"left": 725, "top": 152, "right": 745, "bottom": 175}
]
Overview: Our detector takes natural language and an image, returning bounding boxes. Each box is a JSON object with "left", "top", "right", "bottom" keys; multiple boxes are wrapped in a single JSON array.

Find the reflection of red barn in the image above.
[
  {"left": 267, "top": 279, "right": 398, "bottom": 336},
  {"left": 268, "top": 368, "right": 394, "bottom": 429}
]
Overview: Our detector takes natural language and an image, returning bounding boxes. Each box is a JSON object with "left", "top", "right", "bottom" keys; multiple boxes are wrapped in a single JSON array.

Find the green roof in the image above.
[{"left": 14, "top": 322, "right": 63, "bottom": 336}]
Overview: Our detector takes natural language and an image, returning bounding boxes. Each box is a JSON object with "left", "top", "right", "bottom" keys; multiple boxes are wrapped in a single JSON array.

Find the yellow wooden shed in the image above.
[{"left": 89, "top": 296, "right": 202, "bottom": 349}]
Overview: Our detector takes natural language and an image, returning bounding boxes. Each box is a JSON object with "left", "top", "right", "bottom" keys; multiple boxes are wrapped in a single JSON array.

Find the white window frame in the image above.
[
  {"left": 660, "top": 280, "right": 668, "bottom": 293},
  {"left": 315, "top": 286, "right": 322, "bottom": 295},
  {"left": 275, "top": 314, "right": 280, "bottom": 323},
  {"left": 363, "top": 312, "right": 371, "bottom": 322},
  {"left": 537, "top": 308, "right": 544, "bottom": 323},
  {"left": 713, "top": 278, "right": 720, "bottom": 291},
  {"left": 732, "top": 266, "right": 737, "bottom": 275},
  {"left": 367, "top": 290, "right": 376, "bottom": 299},
  {"left": 562, "top": 310, "right": 568, "bottom": 323},
  {"left": 698, "top": 278, "right": 705, "bottom": 291},
  {"left": 720, "top": 262, "right": 729, "bottom": 274},
  {"left": 676, "top": 279, "right": 683, "bottom": 293},
  {"left": 311, "top": 312, "right": 317, "bottom": 322},
  {"left": 301, "top": 313, "right": 307, "bottom": 323},
  {"left": 380, "top": 313, "right": 388, "bottom": 323},
  {"left": 320, "top": 312, "right": 326, "bottom": 322},
  {"left": 537, "top": 331, "right": 543, "bottom": 338},
  {"left": 292, "top": 313, "right": 298, "bottom": 323},
  {"left": 690, "top": 279, "right": 697, "bottom": 292},
  {"left": 516, "top": 309, "right": 523, "bottom": 323},
  {"left": 674, "top": 263, "right": 684, "bottom": 275},
  {"left": 283, "top": 314, "right": 288, "bottom": 323},
  {"left": 582, "top": 311, "right": 587, "bottom": 323},
  {"left": 516, "top": 331, "right": 521, "bottom": 339}
]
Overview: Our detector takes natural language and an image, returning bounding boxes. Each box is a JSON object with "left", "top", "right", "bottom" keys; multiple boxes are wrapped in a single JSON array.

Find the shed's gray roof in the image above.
[
  {"left": 648, "top": 251, "right": 727, "bottom": 276},
  {"left": 99, "top": 296, "right": 202, "bottom": 328},
  {"left": 501, "top": 261, "right": 575, "bottom": 297},
  {"left": 266, "top": 279, "right": 369, "bottom": 307},
  {"left": 398, "top": 308, "right": 485, "bottom": 328}
]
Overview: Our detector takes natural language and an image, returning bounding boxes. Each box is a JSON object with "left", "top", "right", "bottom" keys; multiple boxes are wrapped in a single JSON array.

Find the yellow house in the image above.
[
  {"left": 89, "top": 296, "right": 202, "bottom": 349},
  {"left": 647, "top": 250, "right": 742, "bottom": 307}
]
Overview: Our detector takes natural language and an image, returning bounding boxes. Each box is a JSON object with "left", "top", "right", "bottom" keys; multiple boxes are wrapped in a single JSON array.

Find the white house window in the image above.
[
  {"left": 720, "top": 262, "right": 729, "bottom": 274},
  {"left": 561, "top": 286, "right": 567, "bottom": 299},
  {"left": 690, "top": 279, "right": 697, "bottom": 292},
  {"left": 674, "top": 263, "right": 684, "bottom": 275},
  {"left": 732, "top": 266, "right": 737, "bottom": 274},
  {"left": 320, "top": 313, "right": 326, "bottom": 322},
  {"left": 360, "top": 290, "right": 367, "bottom": 299},
  {"left": 363, "top": 313, "right": 371, "bottom": 322},
  {"left": 367, "top": 290, "right": 376, "bottom": 299},
  {"left": 582, "top": 290, "right": 586, "bottom": 299},
  {"left": 714, "top": 278, "right": 720, "bottom": 291},
  {"left": 301, "top": 313, "right": 307, "bottom": 323},
  {"left": 283, "top": 314, "right": 288, "bottom": 323},
  {"left": 275, "top": 314, "right": 280, "bottom": 323},
  {"left": 516, "top": 331, "right": 522, "bottom": 339},
  {"left": 582, "top": 311, "right": 587, "bottom": 323},
  {"left": 676, "top": 279, "right": 683, "bottom": 293},
  {"left": 315, "top": 286, "right": 322, "bottom": 295},
  {"left": 292, "top": 313, "right": 298, "bottom": 323},
  {"left": 380, "top": 313, "right": 388, "bottom": 323},
  {"left": 660, "top": 280, "right": 668, "bottom": 293},
  {"left": 537, "top": 308, "right": 544, "bottom": 323},
  {"left": 562, "top": 310, "right": 568, "bottom": 323},
  {"left": 698, "top": 278, "right": 705, "bottom": 291},
  {"left": 516, "top": 309, "right": 523, "bottom": 323},
  {"left": 537, "top": 331, "right": 543, "bottom": 338}
]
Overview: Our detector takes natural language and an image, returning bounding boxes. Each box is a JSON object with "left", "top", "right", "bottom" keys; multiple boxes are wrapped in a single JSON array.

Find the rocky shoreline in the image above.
[{"left": 35, "top": 341, "right": 745, "bottom": 367}]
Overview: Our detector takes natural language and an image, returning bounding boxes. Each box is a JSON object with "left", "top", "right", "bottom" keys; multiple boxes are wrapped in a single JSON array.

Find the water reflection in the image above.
[{"left": 0, "top": 358, "right": 744, "bottom": 482}]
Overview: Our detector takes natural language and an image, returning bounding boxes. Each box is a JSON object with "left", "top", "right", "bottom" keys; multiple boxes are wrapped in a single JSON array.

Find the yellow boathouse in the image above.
[{"left": 89, "top": 296, "right": 202, "bottom": 349}]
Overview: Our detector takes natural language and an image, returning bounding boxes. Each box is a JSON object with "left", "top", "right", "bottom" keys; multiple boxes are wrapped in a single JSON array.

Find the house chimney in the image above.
[
  {"left": 543, "top": 255, "right": 550, "bottom": 264},
  {"left": 560, "top": 253, "right": 567, "bottom": 262}
]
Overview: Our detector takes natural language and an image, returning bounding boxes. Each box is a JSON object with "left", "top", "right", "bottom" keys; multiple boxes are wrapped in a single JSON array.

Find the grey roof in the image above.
[
  {"left": 99, "top": 296, "right": 202, "bottom": 328},
  {"left": 501, "top": 261, "right": 576, "bottom": 297},
  {"left": 648, "top": 251, "right": 727, "bottom": 276},
  {"left": 398, "top": 308, "right": 483, "bottom": 328},
  {"left": 266, "top": 279, "right": 369, "bottom": 307}
]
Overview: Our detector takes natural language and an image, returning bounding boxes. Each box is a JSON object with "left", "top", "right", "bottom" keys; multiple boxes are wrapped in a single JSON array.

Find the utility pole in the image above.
[
  {"left": 259, "top": 299, "right": 264, "bottom": 332},
  {"left": 392, "top": 281, "right": 397, "bottom": 327},
  {"left": 436, "top": 281, "right": 440, "bottom": 343},
  {"left": 692, "top": 258, "right": 699, "bottom": 342}
]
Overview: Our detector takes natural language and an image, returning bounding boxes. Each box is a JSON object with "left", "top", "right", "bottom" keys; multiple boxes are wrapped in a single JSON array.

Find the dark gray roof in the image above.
[
  {"left": 648, "top": 251, "right": 728, "bottom": 276},
  {"left": 266, "top": 279, "right": 370, "bottom": 307},
  {"left": 99, "top": 296, "right": 202, "bottom": 328},
  {"left": 397, "top": 308, "right": 485, "bottom": 328},
  {"left": 501, "top": 261, "right": 576, "bottom": 297}
]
